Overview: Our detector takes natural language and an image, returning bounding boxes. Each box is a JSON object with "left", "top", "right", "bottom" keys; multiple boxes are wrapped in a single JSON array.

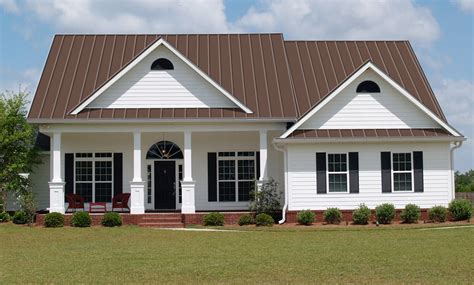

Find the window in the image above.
[
  {"left": 147, "top": 165, "right": 152, "bottom": 204},
  {"left": 392, "top": 153, "right": 413, "bottom": 191},
  {"left": 178, "top": 164, "right": 183, "bottom": 203},
  {"left": 74, "top": 153, "right": 113, "bottom": 203},
  {"left": 327, "top": 153, "right": 348, "bottom": 193},
  {"left": 146, "top": 141, "right": 183, "bottom": 159},
  {"left": 356, "top": 80, "right": 380, "bottom": 93},
  {"left": 217, "top": 152, "right": 256, "bottom": 202},
  {"left": 151, "top": 58, "right": 174, "bottom": 70}
]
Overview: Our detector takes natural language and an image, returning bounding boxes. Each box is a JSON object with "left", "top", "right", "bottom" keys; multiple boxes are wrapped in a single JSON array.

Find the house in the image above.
[{"left": 26, "top": 34, "right": 464, "bottom": 224}]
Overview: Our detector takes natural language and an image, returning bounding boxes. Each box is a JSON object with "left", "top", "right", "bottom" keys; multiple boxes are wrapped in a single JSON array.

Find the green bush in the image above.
[
  {"left": 249, "top": 178, "right": 281, "bottom": 219},
  {"left": 12, "top": 211, "right": 29, "bottom": 225},
  {"left": 255, "top": 213, "right": 274, "bottom": 227},
  {"left": 297, "top": 210, "right": 315, "bottom": 225},
  {"left": 400, "top": 204, "right": 420, "bottom": 224},
  {"left": 375, "top": 203, "right": 396, "bottom": 224},
  {"left": 238, "top": 214, "right": 254, "bottom": 226},
  {"left": 428, "top": 205, "right": 447, "bottom": 223},
  {"left": 203, "top": 212, "right": 225, "bottom": 226},
  {"left": 71, "top": 212, "right": 92, "bottom": 227},
  {"left": 44, "top": 212, "right": 64, "bottom": 228},
  {"left": 448, "top": 199, "right": 473, "bottom": 221},
  {"left": 101, "top": 212, "right": 122, "bottom": 227},
  {"left": 323, "top": 208, "right": 342, "bottom": 224},
  {"left": 0, "top": 212, "right": 10, "bottom": 223},
  {"left": 352, "top": 204, "right": 371, "bottom": 225}
]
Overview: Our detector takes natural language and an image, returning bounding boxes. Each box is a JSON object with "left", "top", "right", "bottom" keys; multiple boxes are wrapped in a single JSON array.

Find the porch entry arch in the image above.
[{"left": 146, "top": 141, "right": 183, "bottom": 211}]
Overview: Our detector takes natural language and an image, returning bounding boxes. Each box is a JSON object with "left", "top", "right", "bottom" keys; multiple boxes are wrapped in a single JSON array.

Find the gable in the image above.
[
  {"left": 299, "top": 69, "right": 439, "bottom": 129},
  {"left": 86, "top": 45, "right": 239, "bottom": 109}
]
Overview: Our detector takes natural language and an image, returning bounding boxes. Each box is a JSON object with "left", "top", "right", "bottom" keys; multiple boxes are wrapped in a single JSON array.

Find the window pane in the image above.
[
  {"left": 95, "top": 182, "right": 112, "bottom": 202},
  {"left": 218, "top": 160, "right": 235, "bottom": 180},
  {"left": 394, "top": 173, "right": 412, "bottom": 191},
  {"left": 95, "top": 161, "right": 112, "bottom": 181},
  {"left": 219, "top": 182, "right": 235, "bottom": 202},
  {"left": 75, "top": 153, "right": 93, "bottom": 158},
  {"left": 328, "top": 154, "right": 347, "bottom": 172},
  {"left": 393, "top": 153, "right": 411, "bottom": 171},
  {"left": 76, "top": 183, "right": 92, "bottom": 202},
  {"left": 147, "top": 165, "right": 152, "bottom": 204},
  {"left": 329, "top": 174, "right": 347, "bottom": 192},
  {"left": 75, "top": 161, "right": 92, "bottom": 181},
  {"left": 95, "top": 153, "right": 112, "bottom": 158},
  {"left": 237, "top": 151, "right": 255, "bottom": 157},
  {"left": 238, "top": 181, "right": 253, "bottom": 201},
  {"left": 238, "top": 160, "right": 255, "bottom": 180},
  {"left": 178, "top": 165, "right": 183, "bottom": 204},
  {"left": 218, "top": 152, "right": 235, "bottom": 157}
]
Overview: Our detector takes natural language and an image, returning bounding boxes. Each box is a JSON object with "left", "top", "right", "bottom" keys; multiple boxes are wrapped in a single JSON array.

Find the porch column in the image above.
[
  {"left": 49, "top": 132, "right": 65, "bottom": 213},
  {"left": 181, "top": 131, "right": 196, "bottom": 213},
  {"left": 257, "top": 130, "right": 268, "bottom": 191},
  {"left": 130, "top": 132, "right": 145, "bottom": 214}
]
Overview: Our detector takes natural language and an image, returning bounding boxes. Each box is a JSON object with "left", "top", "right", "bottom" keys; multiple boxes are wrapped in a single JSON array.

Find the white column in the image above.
[
  {"left": 130, "top": 132, "right": 145, "bottom": 214},
  {"left": 181, "top": 131, "right": 195, "bottom": 213},
  {"left": 49, "top": 132, "right": 65, "bottom": 213},
  {"left": 257, "top": 130, "right": 268, "bottom": 191}
]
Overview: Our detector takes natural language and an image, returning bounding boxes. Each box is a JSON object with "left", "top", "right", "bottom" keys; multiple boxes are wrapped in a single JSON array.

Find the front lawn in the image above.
[{"left": 0, "top": 224, "right": 472, "bottom": 284}]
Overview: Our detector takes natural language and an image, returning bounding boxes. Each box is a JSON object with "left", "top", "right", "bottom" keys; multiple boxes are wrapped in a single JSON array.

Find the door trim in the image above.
[{"left": 146, "top": 159, "right": 183, "bottom": 210}]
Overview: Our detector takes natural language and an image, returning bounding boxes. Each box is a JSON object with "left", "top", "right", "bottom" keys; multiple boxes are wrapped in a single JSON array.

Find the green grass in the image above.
[{"left": 0, "top": 224, "right": 473, "bottom": 284}]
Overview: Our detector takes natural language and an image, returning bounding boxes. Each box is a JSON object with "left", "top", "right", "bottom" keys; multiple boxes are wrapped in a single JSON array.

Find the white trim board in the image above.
[
  {"left": 280, "top": 61, "right": 462, "bottom": 138},
  {"left": 70, "top": 38, "right": 253, "bottom": 115}
]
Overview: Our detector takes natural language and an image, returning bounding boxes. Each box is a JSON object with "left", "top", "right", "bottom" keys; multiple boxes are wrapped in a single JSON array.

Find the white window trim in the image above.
[
  {"left": 73, "top": 152, "right": 114, "bottom": 203},
  {"left": 145, "top": 159, "right": 183, "bottom": 210},
  {"left": 326, "top": 153, "right": 350, "bottom": 194},
  {"left": 216, "top": 151, "right": 257, "bottom": 202},
  {"left": 391, "top": 152, "right": 414, "bottom": 192}
]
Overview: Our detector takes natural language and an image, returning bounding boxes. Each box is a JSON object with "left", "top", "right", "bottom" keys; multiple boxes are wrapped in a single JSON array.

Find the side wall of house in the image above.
[{"left": 287, "top": 141, "right": 453, "bottom": 210}]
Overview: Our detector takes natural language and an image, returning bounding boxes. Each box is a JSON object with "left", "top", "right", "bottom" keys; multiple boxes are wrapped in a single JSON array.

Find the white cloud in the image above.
[
  {"left": 235, "top": 0, "right": 440, "bottom": 46},
  {"left": 24, "top": 0, "right": 231, "bottom": 33},
  {"left": 0, "top": 0, "right": 19, "bottom": 13},
  {"left": 452, "top": 0, "right": 474, "bottom": 12}
]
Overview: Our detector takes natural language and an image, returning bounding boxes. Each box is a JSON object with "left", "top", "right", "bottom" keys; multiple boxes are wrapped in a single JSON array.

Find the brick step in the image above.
[
  {"left": 141, "top": 217, "right": 183, "bottom": 223},
  {"left": 138, "top": 222, "right": 184, "bottom": 228}
]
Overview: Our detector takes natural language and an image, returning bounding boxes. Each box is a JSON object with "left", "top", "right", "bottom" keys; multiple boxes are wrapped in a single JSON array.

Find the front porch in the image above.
[{"left": 41, "top": 123, "right": 284, "bottom": 215}]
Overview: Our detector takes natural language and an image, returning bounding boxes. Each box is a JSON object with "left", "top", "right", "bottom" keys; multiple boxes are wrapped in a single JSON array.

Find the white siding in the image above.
[
  {"left": 88, "top": 46, "right": 237, "bottom": 109},
  {"left": 287, "top": 142, "right": 453, "bottom": 210},
  {"left": 300, "top": 69, "right": 439, "bottom": 129}
]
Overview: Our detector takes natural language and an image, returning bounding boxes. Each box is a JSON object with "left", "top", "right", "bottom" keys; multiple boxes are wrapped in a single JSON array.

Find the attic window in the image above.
[
  {"left": 151, "top": 58, "right": 174, "bottom": 70},
  {"left": 356, "top": 80, "right": 380, "bottom": 93}
]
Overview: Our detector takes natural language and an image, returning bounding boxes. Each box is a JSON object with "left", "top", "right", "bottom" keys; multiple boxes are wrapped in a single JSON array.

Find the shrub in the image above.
[
  {"left": 0, "top": 212, "right": 10, "bottom": 223},
  {"left": 400, "top": 204, "right": 420, "bottom": 224},
  {"left": 255, "top": 213, "right": 274, "bottom": 227},
  {"left": 101, "top": 212, "right": 122, "bottom": 227},
  {"left": 12, "top": 211, "right": 29, "bottom": 225},
  {"left": 297, "top": 210, "right": 315, "bottom": 225},
  {"left": 250, "top": 178, "right": 281, "bottom": 219},
  {"left": 375, "top": 203, "right": 395, "bottom": 224},
  {"left": 428, "top": 205, "right": 447, "bottom": 223},
  {"left": 203, "top": 212, "right": 225, "bottom": 226},
  {"left": 44, "top": 212, "right": 64, "bottom": 228},
  {"left": 323, "top": 208, "right": 342, "bottom": 224},
  {"left": 352, "top": 204, "right": 371, "bottom": 225},
  {"left": 448, "top": 199, "right": 473, "bottom": 221},
  {"left": 238, "top": 214, "right": 254, "bottom": 226},
  {"left": 71, "top": 212, "right": 92, "bottom": 227},
  {"left": 18, "top": 191, "right": 37, "bottom": 225}
]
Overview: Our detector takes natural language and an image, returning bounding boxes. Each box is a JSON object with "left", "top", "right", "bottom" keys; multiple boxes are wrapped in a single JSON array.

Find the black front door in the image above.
[{"left": 154, "top": 161, "right": 176, "bottom": 210}]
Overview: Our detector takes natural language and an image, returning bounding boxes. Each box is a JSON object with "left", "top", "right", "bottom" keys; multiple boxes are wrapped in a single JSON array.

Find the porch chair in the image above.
[
  {"left": 66, "top": 193, "right": 85, "bottom": 213},
  {"left": 112, "top": 193, "right": 131, "bottom": 212}
]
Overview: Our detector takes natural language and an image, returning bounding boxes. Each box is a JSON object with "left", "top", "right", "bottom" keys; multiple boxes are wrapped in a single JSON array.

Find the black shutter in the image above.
[
  {"left": 65, "top": 153, "right": 74, "bottom": 201},
  {"left": 413, "top": 151, "right": 424, "bottom": 192},
  {"left": 113, "top": 153, "right": 123, "bottom": 196},
  {"left": 381, "top": 152, "right": 391, "bottom": 193},
  {"left": 349, "top": 152, "right": 359, "bottom": 194},
  {"left": 208, "top": 153, "right": 217, "bottom": 202},
  {"left": 316, "top": 152, "right": 327, "bottom": 194},
  {"left": 256, "top": 151, "right": 261, "bottom": 180}
]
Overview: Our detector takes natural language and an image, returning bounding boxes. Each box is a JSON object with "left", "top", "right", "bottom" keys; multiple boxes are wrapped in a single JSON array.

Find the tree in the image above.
[
  {"left": 455, "top": 170, "right": 474, "bottom": 192},
  {"left": 0, "top": 91, "right": 41, "bottom": 212}
]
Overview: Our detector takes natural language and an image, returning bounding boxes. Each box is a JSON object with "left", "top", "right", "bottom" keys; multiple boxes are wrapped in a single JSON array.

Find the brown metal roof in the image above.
[
  {"left": 28, "top": 34, "right": 447, "bottom": 122},
  {"left": 287, "top": 128, "right": 452, "bottom": 139}
]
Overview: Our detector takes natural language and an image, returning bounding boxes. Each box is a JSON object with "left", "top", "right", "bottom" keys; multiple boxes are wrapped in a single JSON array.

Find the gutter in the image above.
[
  {"left": 450, "top": 141, "right": 463, "bottom": 201},
  {"left": 273, "top": 142, "right": 288, "bottom": 224}
]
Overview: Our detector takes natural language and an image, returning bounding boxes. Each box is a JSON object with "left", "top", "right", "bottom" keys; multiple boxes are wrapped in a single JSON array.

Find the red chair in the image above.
[
  {"left": 112, "top": 193, "right": 131, "bottom": 212},
  {"left": 66, "top": 193, "right": 85, "bottom": 212}
]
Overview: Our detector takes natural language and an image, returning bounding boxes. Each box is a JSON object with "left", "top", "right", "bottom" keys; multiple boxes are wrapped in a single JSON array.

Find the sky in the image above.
[{"left": 0, "top": 0, "right": 473, "bottom": 171}]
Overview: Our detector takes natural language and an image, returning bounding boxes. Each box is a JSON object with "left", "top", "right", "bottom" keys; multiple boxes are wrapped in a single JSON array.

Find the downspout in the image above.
[
  {"left": 274, "top": 142, "right": 288, "bottom": 224},
  {"left": 450, "top": 141, "right": 463, "bottom": 201}
]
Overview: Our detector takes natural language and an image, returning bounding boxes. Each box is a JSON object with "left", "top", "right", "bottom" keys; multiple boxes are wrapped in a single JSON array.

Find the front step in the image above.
[
  {"left": 138, "top": 222, "right": 184, "bottom": 228},
  {"left": 138, "top": 214, "right": 184, "bottom": 228}
]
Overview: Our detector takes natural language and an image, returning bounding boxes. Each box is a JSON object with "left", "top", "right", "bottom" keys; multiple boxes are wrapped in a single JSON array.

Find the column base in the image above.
[
  {"left": 181, "top": 181, "right": 196, "bottom": 214},
  {"left": 130, "top": 181, "right": 145, "bottom": 214},
  {"left": 49, "top": 181, "right": 66, "bottom": 214}
]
